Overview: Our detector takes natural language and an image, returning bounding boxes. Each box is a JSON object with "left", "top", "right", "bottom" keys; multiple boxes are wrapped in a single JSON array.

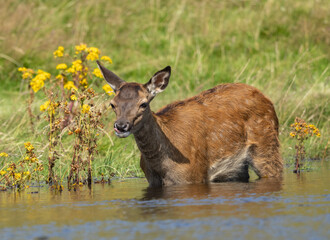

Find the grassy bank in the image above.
[{"left": 0, "top": 0, "right": 329, "bottom": 182}]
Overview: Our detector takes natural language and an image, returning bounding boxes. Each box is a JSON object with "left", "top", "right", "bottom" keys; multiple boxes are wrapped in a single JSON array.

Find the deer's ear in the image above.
[
  {"left": 144, "top": 66, "right": 171, "bottom": 97},
  {"left": 96, "top": 60, "right": 125, "bottom": 92}
]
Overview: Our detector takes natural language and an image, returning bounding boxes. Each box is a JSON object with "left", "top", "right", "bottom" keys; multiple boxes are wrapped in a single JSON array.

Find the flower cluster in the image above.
[
  {"left": 16, "top": 43, "right": 115, "bottom": 187},
  {"left": 102, "top": 84, "right": 114, "bottom": 96},
  {"left": 290, "top": 117, "right": 321, "bottom": 139},
  {"left": 18, "top": 67, "right": 34, "bottom": 79},
  {"left": 81, "top": 104, "right": 91, "bottom": 114},
  {"left": 86, "top": 47, "right": 100, "bottom": 61},
  {"left": 0, "top": 152, "right": 9, "bottom": 158},
  {"left": 53, "top": 46, "right": 64, "bottom": 58},
  {"left": 39, "top": 100, "right": 59, "bottom": 114},
  {"left": 93, "top": 68, "right": 103, "bottom": 78},
  {"left": 0, "top": 142, "right": 43, "bottom": 190},
  {"left": 64, "top": 81, "right": 78, "bottom": 91}
]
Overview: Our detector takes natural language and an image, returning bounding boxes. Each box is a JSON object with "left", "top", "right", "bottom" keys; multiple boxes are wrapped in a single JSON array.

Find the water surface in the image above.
[{"left": 1, "top": 164, "right": 329, "bottom": 240}]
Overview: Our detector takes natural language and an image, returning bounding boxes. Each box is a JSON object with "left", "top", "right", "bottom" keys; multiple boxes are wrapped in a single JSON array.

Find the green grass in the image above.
[{"left": 0, "top": 0, "right": 329, "bottom": 180}]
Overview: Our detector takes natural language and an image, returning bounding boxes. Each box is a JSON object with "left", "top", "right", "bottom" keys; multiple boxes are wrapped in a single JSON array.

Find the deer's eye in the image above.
[
  {"left": 110, "top": 103, "right": 115, "bottom": 109},
  {"left": 140, "top": 102, "right": 148, "bottom": 108}
]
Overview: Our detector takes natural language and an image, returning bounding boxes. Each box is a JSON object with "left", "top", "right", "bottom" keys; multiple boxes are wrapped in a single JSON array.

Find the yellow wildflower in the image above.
[
  {"left": 25, "top": 156, "right": 30, "bottom": 161},
  {"left": 289, "top": 132, "right": 295, "bottom": 137},
  {"left": 70, "top": 94, "right": 77, "bottom": 101},
  {"left": 86, "top": 47, "right": 100, "bottom": 61},
  {"left": 101, "top": 56, "right": 113, "bottom": 64},
  {"left": 40, "top": 100, "right": 50, "bottom": 112},
  {"left": 14, "top": 173, "right": 21, "bottom": 180},
  {"left": 37, "top": 70, "right": 51, "bottom": 79},
  {"left": 7, "top": 167, "right": 13, "bottom": 171},
  {"left": 73, "top": 60, "right": 83, "bottom": 71},
  {"left": 67, "top": 60, "right": 84, "bottom": 74},
  {"left": 102, "top": 84, "right": 114, "bottom": 96},
  {"left": 30, "top": 70, "right": 51, "bottom": 93},
  {"left": 67, "top": 67, "right": 75, "bottom": 73},
  {"left": 64, "top": 81, "right": 78, "bottom": 91},
  {"left": 0, "top": 170, "right": 6, "bottom": 175},
  {"left": 81, "top": 104, "right": 91, "bottom": 114},
  {"left": 24, "top": 171, "right": 30, "bottom": 176},
  {"left": 18, "top": 67, "right": 34, "bottom": 79},
  {"left": 56, "top": 74, "right": 66, "bottom": 81},
  {"left": 93, "top": 68, "right": 103, "bottom": 78},
  {"left": 0, "top": 152, "right": 8, "bottom": 157},
  {"left": 53, "top": 46, "right": 64, "bottom": 58},
  {"left": 30, "top": 78, "right": 44, "bottom": 93},
  {"left": 79, "top": 79, "right": 88, "bottom": 88},
  {"left": 75, "top": 43, "right": 87, "bottom": 54},
  {"left": 56, "top": 63, "right": 68, "bottom": 70},
  {"left": 24, "top": 142, "right": 34, "bottom": 152}
]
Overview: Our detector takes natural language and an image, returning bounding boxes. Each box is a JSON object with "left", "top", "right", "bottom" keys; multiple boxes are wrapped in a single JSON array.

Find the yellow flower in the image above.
[
  {"left": 101, "top": 56, "right": 113, "bottom": 64},
  {"left": 289, "top": 132, "right": 295, "bottom": 137},
  {"left": 93, "top": 68, "right": 103, "bottom": 78},
  {"left": 102, "top": 84, "right": 114, "bottom": 96},
  {"left": 24, "top": 171, "right": 30, "bottom": 176},
  {"left": 14, "top": 173, "right": 21, "bottom": 180},
  {"left": 86, "top": 47, "right": 100, "bottom": 61},
  {"left": 56, "top": 74, "right": 66, "bottom": 81},
  {"left": 81, "top": 104, "right": 91, "bottom": 114},
  {"left": 64, "top": 81, "right": 78, "bottom": 91},
  {"left": 40, "top": 100, "right": 50, "bottom": 112},
  {"left": 67, "top": 60, "right": 84, "bottom": 74},
  {"left": 67, "top": 67, "right": 75, "bottom": 73},
  {"left": 70, "top": 94, "right": 77, "bottom": 101},
  {"left": 53, "top": 46, "right": 64, "bottom": 58},
  {"left": 30, "top": 78, "right": 44, "bottom": 93},
  {"left": 75, "top": 43, "right": 87, "bottom": 54},
  {"left": 79, "top": 78, "right": 88, "bottom": 87},
  {"left": 18, "top": 67, "right": 34, "bottom": 79},
  {"left": 56, "top": 63, "right": 68, "bottom": 70},
  {"left": 0, "top": 170, "right": 6, "bottom": 175},
  {"left": 0, "top": 152, "right": 8, "bottom": 157},
  {"left": 22, "top": 71, "right": 33, "bottom": 79},
  {"left": 30, "top": 70, "right": 51, "bottom": 93},
  {"left": 24, "top": 142, "right": 34, "bottom": 152}
]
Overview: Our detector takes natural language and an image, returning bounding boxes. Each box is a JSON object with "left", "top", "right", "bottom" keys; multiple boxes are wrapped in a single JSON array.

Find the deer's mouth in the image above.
[{"left": 114, "top": 127, "right": 131, "bottom": 138}]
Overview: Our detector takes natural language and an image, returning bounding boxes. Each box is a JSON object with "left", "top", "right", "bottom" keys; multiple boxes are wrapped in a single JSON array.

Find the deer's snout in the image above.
[{"left": 114, "top": 121, "right": 130, "bottom": 132}]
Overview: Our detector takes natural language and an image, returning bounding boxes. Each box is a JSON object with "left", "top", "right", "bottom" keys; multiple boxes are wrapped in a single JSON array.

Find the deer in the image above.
[{"left": 97, "top": 61, "right": 283, "bottom": 187}]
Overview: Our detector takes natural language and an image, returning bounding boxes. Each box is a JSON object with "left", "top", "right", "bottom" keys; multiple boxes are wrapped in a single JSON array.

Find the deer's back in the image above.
[{"left": 154, "top": 83, "right": 279, "bottom": 181}]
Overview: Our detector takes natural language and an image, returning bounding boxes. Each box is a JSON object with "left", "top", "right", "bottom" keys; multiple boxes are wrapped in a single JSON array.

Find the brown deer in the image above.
[{"left": 97, "top": 61, "right": 283, "bottom": 187}]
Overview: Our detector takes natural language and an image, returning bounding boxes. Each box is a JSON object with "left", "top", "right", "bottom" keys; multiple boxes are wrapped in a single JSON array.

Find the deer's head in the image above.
[{"left": 97, "top": 61, "right": 171, "bottom": 138}]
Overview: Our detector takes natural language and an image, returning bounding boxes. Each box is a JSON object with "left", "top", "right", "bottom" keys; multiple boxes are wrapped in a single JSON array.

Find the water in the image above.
[{"left": 1, "top": 165, "right": 329, "bottom": 240}]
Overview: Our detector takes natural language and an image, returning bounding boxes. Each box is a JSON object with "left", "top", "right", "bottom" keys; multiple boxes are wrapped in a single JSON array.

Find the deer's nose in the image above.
[{"left": 114, "top": 121, "right": 130, "bottom": 132}]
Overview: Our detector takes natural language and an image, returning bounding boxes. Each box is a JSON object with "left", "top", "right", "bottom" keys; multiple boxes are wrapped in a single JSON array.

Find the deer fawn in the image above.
[{"left": 97, "top": 61, "right": 283, "bottom": 187}]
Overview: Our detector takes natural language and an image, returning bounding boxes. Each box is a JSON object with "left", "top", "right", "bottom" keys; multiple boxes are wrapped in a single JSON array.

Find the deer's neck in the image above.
[{"left": 133, "top": 112, "right": 170, "bottom": 162}]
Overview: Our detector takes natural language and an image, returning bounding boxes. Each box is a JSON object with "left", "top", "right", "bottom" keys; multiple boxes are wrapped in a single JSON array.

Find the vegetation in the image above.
[{"left": 0, "top": 0, "right": 329, "bottom": 189}]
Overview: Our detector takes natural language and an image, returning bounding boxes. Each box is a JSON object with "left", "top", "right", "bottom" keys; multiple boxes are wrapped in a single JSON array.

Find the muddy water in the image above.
[{"left": 1, "top": 164, "right": 329, "bottom": 240}]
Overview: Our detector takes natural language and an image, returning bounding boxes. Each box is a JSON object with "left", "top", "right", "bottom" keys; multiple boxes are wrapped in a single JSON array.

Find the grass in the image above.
[{"left": 0, "top": 0, "right": 329, "bottom": 180}]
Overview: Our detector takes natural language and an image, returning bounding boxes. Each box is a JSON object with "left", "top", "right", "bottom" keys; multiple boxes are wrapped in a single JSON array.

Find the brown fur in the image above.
[{"left": 97, "top": 62, "right": 283, "bottom": 187}]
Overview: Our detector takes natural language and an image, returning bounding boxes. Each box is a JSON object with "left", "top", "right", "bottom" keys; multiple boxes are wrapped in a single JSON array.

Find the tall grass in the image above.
[{"left": 0, "top": 0, "right": 329, "bottom": 179}]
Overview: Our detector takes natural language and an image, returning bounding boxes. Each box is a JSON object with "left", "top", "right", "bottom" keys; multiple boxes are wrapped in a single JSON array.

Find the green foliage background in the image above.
[{"left": 0, "top": 0, "right": 329, "bottom": 178}]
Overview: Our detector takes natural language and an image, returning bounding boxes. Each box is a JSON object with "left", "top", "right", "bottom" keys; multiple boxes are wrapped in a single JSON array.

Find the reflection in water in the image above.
[
  {"left": 0, "top": 164, "right": 329, "bottom": 240},
  {"left": 142, "top": 178, "right": 283, "bottom": 200}
]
